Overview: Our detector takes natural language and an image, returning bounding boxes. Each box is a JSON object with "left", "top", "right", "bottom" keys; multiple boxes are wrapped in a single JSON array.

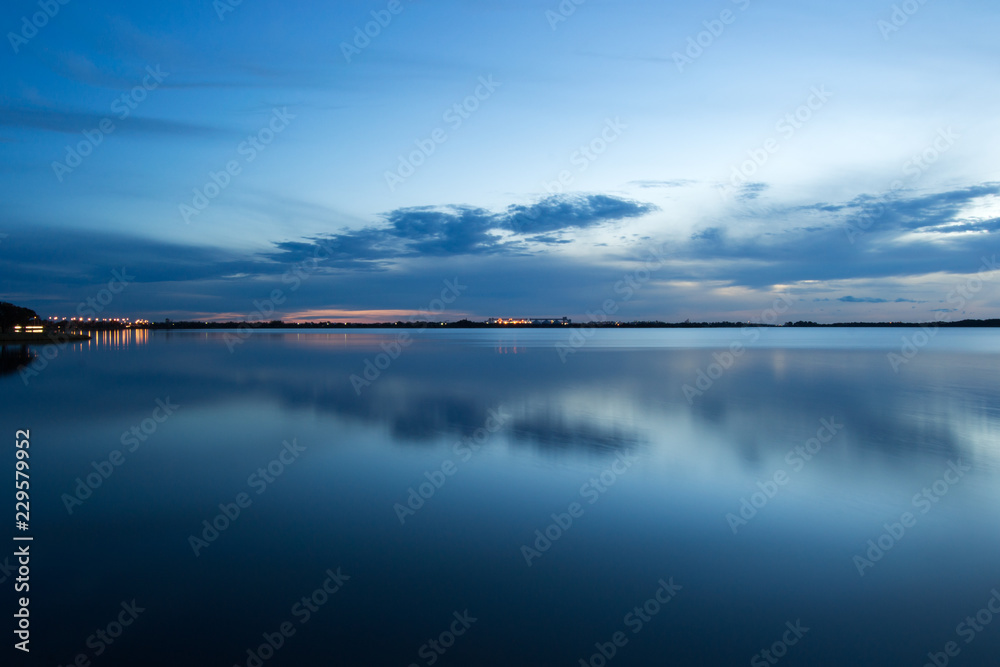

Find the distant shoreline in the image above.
[{"left": 137, "top": 318, "right": 1000, "bottom": 330}]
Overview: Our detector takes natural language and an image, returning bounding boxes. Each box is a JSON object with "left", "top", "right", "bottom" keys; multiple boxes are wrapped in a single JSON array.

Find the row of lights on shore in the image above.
[{"left": 44, "top": 317, "right": 152, "bottom": 325}]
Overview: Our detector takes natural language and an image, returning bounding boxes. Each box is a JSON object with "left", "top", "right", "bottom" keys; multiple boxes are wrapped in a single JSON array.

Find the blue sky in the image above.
[{"left": 2, "top": 0, "right": 999, "bottom": 322}]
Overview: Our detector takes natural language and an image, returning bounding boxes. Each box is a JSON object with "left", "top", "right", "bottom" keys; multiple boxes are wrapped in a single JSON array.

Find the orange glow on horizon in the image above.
[{"left": 281, "top": 309, "right": 464, "bottom": 324}]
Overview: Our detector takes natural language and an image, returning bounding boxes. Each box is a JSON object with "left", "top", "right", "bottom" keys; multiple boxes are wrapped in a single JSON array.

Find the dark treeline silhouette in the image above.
[
  {"left": 0, "top": 301, "right": 39, "bottom": 333},
  {"left": 146, "top": 318, "right": 1000, "bottom": 330}
]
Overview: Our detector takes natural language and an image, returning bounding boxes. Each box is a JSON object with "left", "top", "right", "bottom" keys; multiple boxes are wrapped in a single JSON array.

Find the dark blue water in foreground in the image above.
[{"left": 3, "top": 328, "right": 1000, "bottom": 666}]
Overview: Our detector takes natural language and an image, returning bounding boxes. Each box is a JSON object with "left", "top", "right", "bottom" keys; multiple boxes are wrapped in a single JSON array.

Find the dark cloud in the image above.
[
  {"left": 385, "top": 205, "right": 500, "bottom": 256},
  {"left": 680, "top": 181, "right": 1000, "bottom": 288},
  {"left": 503, "top": 194, "right": 657, "bottom": 234},
  {"left": 265, "top": 193, "right": 657, "bottom": 267},
  {"left": 858, "top": 183, "right": 1000, "bottom": 234}
]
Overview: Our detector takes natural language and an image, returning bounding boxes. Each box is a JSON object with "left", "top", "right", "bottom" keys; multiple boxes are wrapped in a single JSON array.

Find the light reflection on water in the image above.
[{"left": 3, "top": 328, "right": 999, "bottom": 665}]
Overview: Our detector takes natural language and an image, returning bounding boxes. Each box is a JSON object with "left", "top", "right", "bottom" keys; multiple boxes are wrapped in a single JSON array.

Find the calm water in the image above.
[{"left": 3, "top": 328, "right": 1000, "bottom": 666}]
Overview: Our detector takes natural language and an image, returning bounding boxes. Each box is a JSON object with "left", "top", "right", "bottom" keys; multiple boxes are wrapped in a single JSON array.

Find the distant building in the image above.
[
  {"left": 13, "top": 316, "right": 45, "bottom": 334},
  {"left": 487, "top": 317, "right": 570, "bottom": 325}
]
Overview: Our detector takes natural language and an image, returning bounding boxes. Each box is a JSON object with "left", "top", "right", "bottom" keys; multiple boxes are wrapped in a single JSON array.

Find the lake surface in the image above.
[{"left": 4, "top": 327, "right": 1000, "bottom": 666}]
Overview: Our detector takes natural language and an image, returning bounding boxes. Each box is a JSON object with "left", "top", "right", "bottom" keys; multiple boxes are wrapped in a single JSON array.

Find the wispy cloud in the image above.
[
  {"left": 838, "top": 296, "right": 921, "bottom": 304},
  {"left": 0, "top": 104, "right": 225, "bottom": 137},
  {"left": 736, "top": 182, "right": 768, "bottom": 202},
  {"left": 629, "top": 179, "right": 697, "bottom": 189}
]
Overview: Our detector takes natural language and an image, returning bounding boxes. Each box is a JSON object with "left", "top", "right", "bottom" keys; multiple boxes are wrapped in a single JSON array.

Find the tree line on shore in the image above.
[{"left": 0, "top": 302, "right": 38, "bottom": 334}]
